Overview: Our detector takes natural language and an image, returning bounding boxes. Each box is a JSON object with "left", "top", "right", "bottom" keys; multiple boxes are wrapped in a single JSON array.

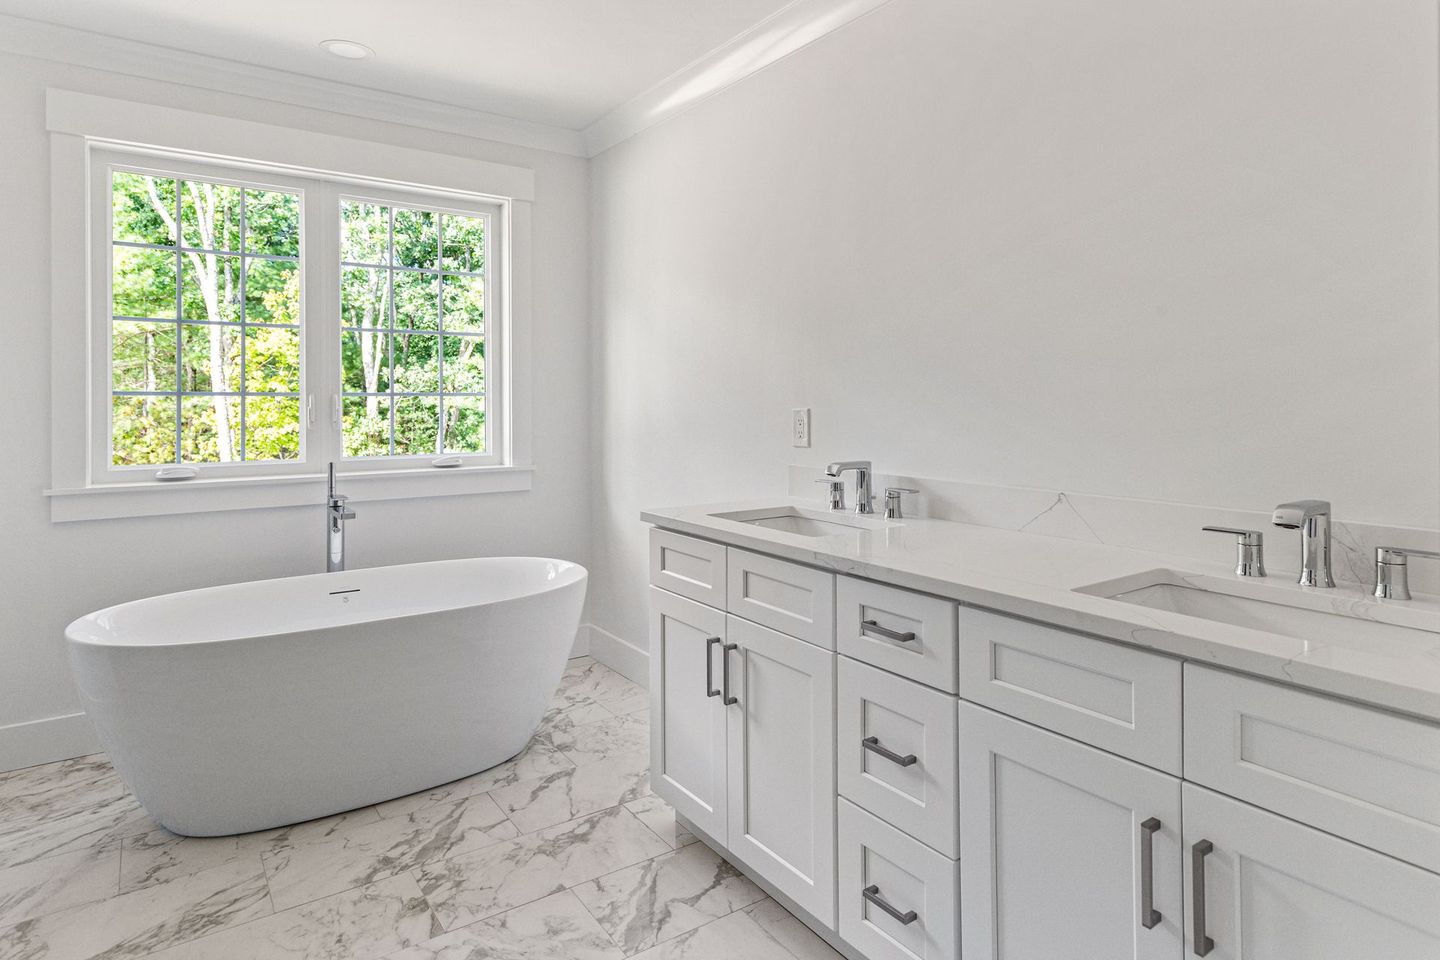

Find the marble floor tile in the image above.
[
  {"left": 0, "top": 840, "right": 119, "bottom": 927},
  {"left": 601, "top": 694, "right": 651, "bottom": 718},
  {"left": 621, "top": 797, "right": 696, "bottom": 851},
  {"left": 121, "top": 807, "right": 383, "bottom": 894},
  {"left": 744, "top": 899, "right": 844, "bottom": 960},
  {"left": 0, "top": 755, "right": 122, "bottom": 819},
  {"left": 416, "top": 805, "right": 671, "bottom": 932},
  {"left": 383, "top": 890, "right": 625, "bottom": 960},
  {"left": 0, "top": 855, "right": 270, "bottom": 960},
  {"left": 572, "top": 841, "right": 767, "bottom": 954},
  {"left": 623, "top": 909, "right": 802, "bottom": 960},
  {"left": 0, "top": 779, "right": 151, "bottom": 870},
  {"left": 141, "top": 872, "right": 438, "bottom": 960},
  {"left": 264, "top": 793, "right": 518, "bottom": 911},
  {"left": 544, "top": 714, "right": 650, "bottom": 767},
  {"left": 540, "top": 700, "right": 616, "bottom": 743},
  {"left": 491, "top": 749, "right": 651, "bottom": 834},
  {"left": 553, "top": 663, "right": 645, "bottom": 713},
  {"left": 378, "top": 740, "right": 575, "bottom": 820}
]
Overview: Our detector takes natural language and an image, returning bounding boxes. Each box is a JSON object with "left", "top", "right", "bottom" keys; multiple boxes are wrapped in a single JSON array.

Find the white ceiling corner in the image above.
[{"left": 0, "top": 0, "right": 896, "bottom": 159}]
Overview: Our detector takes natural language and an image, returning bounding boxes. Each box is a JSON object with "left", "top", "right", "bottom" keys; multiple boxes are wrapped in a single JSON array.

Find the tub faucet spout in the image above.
[{"left": 327, "top": 462, "right": 356, "bottom": 572}]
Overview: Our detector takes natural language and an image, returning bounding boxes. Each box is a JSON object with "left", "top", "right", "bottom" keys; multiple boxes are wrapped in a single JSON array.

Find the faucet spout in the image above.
[
  {"left": 825, "top": 460, "right": 874, "bottom": 514},
  {"left": 1272, "top": 499, "right": 1334, "bottom": 587}
]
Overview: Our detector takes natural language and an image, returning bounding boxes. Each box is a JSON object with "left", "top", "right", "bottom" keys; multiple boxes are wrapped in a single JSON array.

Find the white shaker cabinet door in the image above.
[
  {"left": 648, "top": 587, "right": 729, "bottom": 841},
  {"left": 959, "top": 702, "right": 1184, "bottom": 960},
  {"left": 1182, "top": 783, "right": 1440, "bottom": 960},
  {"left": 725, "top": 615, "right": 837, "bottom": 927}
]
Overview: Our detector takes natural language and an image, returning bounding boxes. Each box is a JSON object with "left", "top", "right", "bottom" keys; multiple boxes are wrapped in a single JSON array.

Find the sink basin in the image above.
[
  {"left": 1078, "top": 569, "right": 1440, "bottom": 648},
  {"left": 709, "top": 505, "right": 896, "bottom": 538}
]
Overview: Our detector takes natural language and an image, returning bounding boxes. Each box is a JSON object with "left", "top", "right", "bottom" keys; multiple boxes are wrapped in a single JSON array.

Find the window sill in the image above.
[{"left": 46, "top": 464, "right": 534, "bottom": 523}]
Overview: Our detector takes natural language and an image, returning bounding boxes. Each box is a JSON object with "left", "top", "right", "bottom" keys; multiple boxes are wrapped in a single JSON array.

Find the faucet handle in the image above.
[
  {"left": 883, "top": 488, "right": 918, "bottom": 520},
  {"left": 815, "top": 477, "right": 845, "bottom": 512},
  {"left": 1374, "top": 546, "right": 1440, "bottom": 600},
  {"left": 1202, "top": 526, "right": 1267, "bottom": 578}
]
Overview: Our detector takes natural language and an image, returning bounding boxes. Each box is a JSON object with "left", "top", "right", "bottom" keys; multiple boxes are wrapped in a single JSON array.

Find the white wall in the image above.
[
  {"left": 588, "top": 0, "right": 1440, "bottom": 651},
  {"left": 0, "top": 52, "right": 593, "bottom": 768}
]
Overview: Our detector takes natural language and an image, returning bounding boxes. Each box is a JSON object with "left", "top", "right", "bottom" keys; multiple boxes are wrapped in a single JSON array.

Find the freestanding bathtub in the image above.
[{"left": 65, "top": 557, "right": 587, "bottom": 836}]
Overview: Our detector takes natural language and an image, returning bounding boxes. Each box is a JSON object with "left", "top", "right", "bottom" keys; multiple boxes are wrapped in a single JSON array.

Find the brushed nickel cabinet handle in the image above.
[
  {"left": 862, "top": 736, "right": 918, "bottom": 767},
  {"left": 1140, "top": 817, "right": 1162, "bottom": 930},
  {"left": 704, "top": 637, "right": 722, "bottom": 698},
  {"left": 721, "top": 643, "right": 739, "bottom": 706},
  {"left": 862, "top": 885, "right": 918, "bottom": 925},
  {"left": 861, "top": 619, "right": 916, "bottom": 643},
  {"left": 1192, "top": 839, "right": 1215, "bottom": 956}
]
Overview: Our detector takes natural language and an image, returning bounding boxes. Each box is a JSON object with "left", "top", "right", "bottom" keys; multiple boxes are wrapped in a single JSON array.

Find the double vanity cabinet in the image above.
[{"left": 646, "top": 522, "right": 1440, "bottom": 960}]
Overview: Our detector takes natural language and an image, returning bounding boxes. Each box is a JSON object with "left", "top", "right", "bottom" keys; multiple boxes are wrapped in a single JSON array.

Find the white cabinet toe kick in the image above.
[{"left": 646, "top": 525, "right": 1440, "bottom": 960}]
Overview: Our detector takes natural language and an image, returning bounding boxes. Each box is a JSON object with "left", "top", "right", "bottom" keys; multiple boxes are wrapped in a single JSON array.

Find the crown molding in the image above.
[
  {"left": 582, "top": 0, "right": 896, "bottom": 157},
  {"left": 0, "top": 14, "right": 588, "bottom": 157}
]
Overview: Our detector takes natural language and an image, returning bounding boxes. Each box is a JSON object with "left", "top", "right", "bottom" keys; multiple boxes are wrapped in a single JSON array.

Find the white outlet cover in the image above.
[{"left": 792, "top": 407, "right": 811, "bottom": 447}]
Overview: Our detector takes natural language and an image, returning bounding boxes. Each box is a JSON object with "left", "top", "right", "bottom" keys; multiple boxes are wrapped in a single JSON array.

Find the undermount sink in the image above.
[
  {"left": 709, "top": 505, "right": 897, "bottom": 538},
  {"left": 1078, "top": 569, "right": 1440, "bottom": 648}
]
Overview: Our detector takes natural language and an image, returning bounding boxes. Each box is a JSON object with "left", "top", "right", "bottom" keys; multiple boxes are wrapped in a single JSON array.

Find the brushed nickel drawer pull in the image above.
[
  {"left": 1192, "top": 839, "right": 1215, "bottom": 956},
  {"left": 862, "top": 885, "right": 918, "bottom": 925},
  {"left": 861, "top": 619, "right": 916, "bottom": 643},
  {"left": 862, "top": 736, "right": 918, "bottom": 767},
  {"left": 704, "top": 637, "right": 722, "bottom": 698},
  {"left": 1140, "top": 817, "right": 1162, "bottom": 930}
]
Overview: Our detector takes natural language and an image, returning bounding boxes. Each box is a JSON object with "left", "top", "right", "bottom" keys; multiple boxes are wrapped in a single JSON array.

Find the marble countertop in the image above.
[{"left": 642, "top": 499, "right": 1440, "bottom": 723}]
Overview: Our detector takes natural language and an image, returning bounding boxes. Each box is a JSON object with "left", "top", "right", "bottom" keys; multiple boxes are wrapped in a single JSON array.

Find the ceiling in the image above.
[{"left": 0, "top": 0, "right": 795, "bottom": 130}]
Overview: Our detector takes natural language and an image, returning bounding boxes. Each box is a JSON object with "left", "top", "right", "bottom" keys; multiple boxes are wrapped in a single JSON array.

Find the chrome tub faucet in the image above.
[
  {"left": 327, "top": 462, "right": 357, "bottom": 572},
  {"left": 1272, "top": 499, "right": 1334, "bottom": 587}
]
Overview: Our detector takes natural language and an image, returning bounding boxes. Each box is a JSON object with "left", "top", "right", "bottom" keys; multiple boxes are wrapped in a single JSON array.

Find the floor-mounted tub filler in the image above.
[{"left": 65, "top": 557, "right": 587, "bottom": 836}]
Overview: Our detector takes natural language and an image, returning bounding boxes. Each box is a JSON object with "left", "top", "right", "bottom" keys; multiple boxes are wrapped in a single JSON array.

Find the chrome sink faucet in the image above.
[
  {"left": 826, "top": 460, "right": 874, "bottom": 514},
  {"left": 1272, "top": 499, "right": 1334, "bottom": 587},
  {"left": 327, "top": 462, "right": 357, "bottom": 572}
]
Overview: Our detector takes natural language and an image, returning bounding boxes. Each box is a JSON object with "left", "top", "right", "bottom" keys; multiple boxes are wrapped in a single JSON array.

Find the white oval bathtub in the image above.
[{"left": 65, "top": 557, "right": 587, "bottom": 836}]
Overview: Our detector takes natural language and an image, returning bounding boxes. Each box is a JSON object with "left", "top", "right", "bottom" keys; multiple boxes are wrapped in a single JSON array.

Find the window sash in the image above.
[{"left": 88, "top": 148, "right": 508, "bottom": 485}]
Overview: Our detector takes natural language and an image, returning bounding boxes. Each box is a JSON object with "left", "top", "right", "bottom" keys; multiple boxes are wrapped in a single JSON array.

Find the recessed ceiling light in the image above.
[{"left": 320, "top": 39, "right": 374, "bottom": 60}]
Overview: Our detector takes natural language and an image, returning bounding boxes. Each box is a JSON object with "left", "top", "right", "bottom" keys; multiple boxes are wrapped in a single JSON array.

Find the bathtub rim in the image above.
[{"left": 65, "top": 556, "right": 588, "bottom": 649}]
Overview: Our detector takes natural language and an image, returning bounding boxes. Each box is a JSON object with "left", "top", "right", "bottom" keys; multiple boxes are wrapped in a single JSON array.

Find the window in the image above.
[
  {"left": 109, "top": 169, "right": 303, "bottom": 467},
  {"left": 338, "top": 199, "right": 489, "bottom": 458},
  {"left": 90, "top": 149, "right": 507, "bottom": 487}
]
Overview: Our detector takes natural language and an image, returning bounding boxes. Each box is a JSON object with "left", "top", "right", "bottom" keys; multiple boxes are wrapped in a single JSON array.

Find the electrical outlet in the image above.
[{"left": 792, "top": 407, "right": 811, "bottom": 447}]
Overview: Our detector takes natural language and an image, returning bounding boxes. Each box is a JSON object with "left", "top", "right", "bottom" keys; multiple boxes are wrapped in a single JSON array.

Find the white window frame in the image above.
[{"left": 47, "top": 91, "right": 535, "bottom": 521}]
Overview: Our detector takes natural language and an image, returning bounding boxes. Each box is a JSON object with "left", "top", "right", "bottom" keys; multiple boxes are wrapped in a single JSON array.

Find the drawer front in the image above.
[
  {"left": 838, "top": 657, "right": 958, "bottom": 857},
  {"left": 837, "top": 576, "right": 958, "bottom": 693},
  {"left": 649, "top": 528, "right": 726, "bottom": 608},
  {"left": 838, "top": 798, "right": 959, "bottom": 960},
  {"left": 958, "top": 607, "right": 1182, "bottom": 773},
  {"left": 1185, "top": 665, "right": 1440, "bottom": 874},
  {"left": 726, "top": 548, "right": 835, "bottom": 648}
]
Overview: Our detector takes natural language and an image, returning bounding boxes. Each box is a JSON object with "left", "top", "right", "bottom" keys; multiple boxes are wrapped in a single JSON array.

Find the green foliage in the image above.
[
  {"left": 339, "top": 200, "right": 486, "bottom": 458},
  {"left": 110, "top": 171, "right": 301, "bottom": 466},
  {"left": 110, "top": 180, "right": 486, "bottom": 466}
]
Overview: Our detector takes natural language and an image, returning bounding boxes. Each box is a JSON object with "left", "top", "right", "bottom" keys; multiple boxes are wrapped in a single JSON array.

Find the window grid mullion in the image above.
[
  {"left": 173, "top": 185, "right": 183, "bottom": 465},
  {"left": 239, "top": 187, "right": 248, "bottom": 462},
  {"left": 437, "top": 212, "right": 446, "bottom": 455}
]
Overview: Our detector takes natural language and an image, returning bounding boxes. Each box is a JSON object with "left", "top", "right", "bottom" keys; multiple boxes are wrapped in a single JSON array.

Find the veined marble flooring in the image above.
[{"left": 0, "top": 657, "right": 842, "bottom": 960}]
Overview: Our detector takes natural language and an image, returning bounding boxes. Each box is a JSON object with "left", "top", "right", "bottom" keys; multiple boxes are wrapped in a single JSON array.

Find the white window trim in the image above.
[{"left": 46, "top": 90, "right": 536, "bottom": 522}]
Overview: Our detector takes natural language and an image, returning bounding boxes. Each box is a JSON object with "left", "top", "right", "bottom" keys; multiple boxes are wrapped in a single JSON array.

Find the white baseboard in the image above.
[
  {"left": 570, "top": 624, "right": 591, "bottom": 659},
  {"left": 0, "top": 712, "right": 102, "bottom": 774},
  {"left": 586, "top": 623, "right": 649, "bottom": 688}
]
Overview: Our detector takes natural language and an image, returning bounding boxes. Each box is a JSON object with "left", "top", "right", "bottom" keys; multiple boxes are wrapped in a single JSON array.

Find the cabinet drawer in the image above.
[
  {"left": 838, "top": 799, "right": 959, "bottom": 960},
  {"left": 1185, "top": 665, "right": 1440, "bottom": 874},
  {"left": 838, "top": 658, "right": 958, "bottom": 857},
  {"left": 649, "top": 528, "right": 726, "bottom": 608},
  {"left": 958, "top": 607, "right": 1182, "bottom": 773},
  {"left": 726, "top": 548, "right": 835, "bottom": 648},
  {"left": 837, "top": 576, "right": 958, "bottom": 693}
]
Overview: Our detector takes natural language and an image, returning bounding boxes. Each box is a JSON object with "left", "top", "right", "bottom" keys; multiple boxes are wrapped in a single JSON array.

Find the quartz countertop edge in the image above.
[{"left": 643, "top": 499, "right": 1440, "bottom": 724}]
